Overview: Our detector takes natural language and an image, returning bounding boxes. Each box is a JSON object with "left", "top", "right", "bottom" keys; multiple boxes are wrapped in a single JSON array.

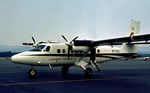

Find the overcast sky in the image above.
[{"left": 0, "top": 0, "right": 150, "bottom": 45}]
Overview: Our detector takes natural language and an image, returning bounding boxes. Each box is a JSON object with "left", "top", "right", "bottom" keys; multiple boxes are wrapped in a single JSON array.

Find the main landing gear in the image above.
[
  {"left": 29, "top": 67, "right": 36, "bottom": 78},
  {"left": 61, "top": 66, "right": 93, "bottom": 78},
  {"left": 84, "top": 68, "right": 93, "bottom": 78},
  {"left": 61, "top": 66, "right": 69, "bottom": 75}
]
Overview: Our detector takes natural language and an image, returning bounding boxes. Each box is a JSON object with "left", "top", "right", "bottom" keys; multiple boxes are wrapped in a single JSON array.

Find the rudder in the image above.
[
  {"left": 121, "top": 19, "right": 140, "bottom": 53},
  {"left": 127, "top": 19, "right": 140, "bottom": 36}
]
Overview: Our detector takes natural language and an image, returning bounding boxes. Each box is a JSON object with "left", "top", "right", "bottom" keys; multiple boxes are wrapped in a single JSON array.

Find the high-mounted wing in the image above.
[
  {"left": 93, "top": 34, "right": 150, "bottom": 46},
  {"left": 74, "top": 34, "right": 150, "bottom": 46}
]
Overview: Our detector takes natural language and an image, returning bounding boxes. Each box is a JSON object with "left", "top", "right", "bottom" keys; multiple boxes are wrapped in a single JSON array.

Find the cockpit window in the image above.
[
  {"left": 45, "top": 46, "right": 50, "bottom": 52},
  {"left": 37, "top": 45, "right": 46, "bottom": 50},
  {"left": 29, "top": 45, "right": 46, "bottom": 51},
  {"left": 30, "top": 48, "right": 41, "bottom": 51}
]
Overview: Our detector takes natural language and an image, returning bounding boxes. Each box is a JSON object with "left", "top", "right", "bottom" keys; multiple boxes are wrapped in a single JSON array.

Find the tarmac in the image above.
[{"left": 0, "top": 59, "right": 150, "bottom": 93}]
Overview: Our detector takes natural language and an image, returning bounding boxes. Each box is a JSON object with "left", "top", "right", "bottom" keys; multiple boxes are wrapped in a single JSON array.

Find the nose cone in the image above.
[{"left": 11, "top": 55, "right": 18, "bottom": 62}]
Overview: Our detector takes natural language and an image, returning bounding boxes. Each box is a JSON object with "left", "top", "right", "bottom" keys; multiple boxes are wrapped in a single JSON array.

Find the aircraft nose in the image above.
[{"left": 11, "top": 55, "right": 18, "bottom": 62}]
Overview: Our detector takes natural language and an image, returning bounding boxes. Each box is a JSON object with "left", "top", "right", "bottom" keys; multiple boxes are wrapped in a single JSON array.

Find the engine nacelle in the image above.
[
  {"left": 72, "top": 46, "right": 89, "bottom": 51},
  {"left": 74, "top": 40, "right": 93, "bottom": 46}
]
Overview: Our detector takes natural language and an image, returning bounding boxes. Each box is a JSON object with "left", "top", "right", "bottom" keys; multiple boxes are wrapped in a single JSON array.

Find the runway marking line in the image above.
[{"left": 0, "top": 76, "right": 149, "bottom": 86}]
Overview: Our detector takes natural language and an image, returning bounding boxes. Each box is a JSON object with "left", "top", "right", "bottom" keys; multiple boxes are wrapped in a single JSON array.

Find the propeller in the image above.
[
  {"left": 22, "top": 36, "right": 40, "bottom": 47},
  {"left": 61, "top": 35, "right": 78, "bottom": 59}
]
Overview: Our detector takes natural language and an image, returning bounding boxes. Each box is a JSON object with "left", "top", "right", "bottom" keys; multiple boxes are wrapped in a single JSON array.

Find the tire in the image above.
[
  {"left": 85, "top": 68, "right": 93, "bottom": 78},
  {"left": 61, "top": 66, "right": 69, "bottom": 75},
  {"left": 29, "top": 68, "right": 36, "bottom": 78}
]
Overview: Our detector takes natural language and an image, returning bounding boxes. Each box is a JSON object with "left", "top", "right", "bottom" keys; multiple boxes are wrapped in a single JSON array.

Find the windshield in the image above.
[
  {"left": 29, "top": 45, "right": 46, "bottom": 51},
  {"left": 29, "top": 48, "right": 41, "bottom": 51},
  {"left": 37, "top": 45, "right": 46, "bottom": 50}
]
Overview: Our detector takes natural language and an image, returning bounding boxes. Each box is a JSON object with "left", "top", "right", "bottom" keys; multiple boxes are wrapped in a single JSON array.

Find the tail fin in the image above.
[
  {"left": 121, "top": 19, "right": 140, "bottom": 53},
  {"left": 127, "top": 19, "right": 140, "bottom": 36}
]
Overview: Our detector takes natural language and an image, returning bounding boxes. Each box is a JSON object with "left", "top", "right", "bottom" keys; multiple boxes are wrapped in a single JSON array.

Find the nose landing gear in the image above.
[{"left": 29, "top": 67, "right": 36, "bottom": 78}]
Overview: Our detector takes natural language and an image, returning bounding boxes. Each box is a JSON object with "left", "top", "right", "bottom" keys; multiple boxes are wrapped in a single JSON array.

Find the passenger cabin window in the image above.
[
  {"left": 57, "top": 49, "right": 61, "bottom": 53},
  {"left": 97, "top": 49, "right": 100, "bottom": 53},
  {"left": 62, "top": 49, "right": 65, "bottom": 53},
  {"left": 45, "top": 46, "right": 50, "bottom": 52}
]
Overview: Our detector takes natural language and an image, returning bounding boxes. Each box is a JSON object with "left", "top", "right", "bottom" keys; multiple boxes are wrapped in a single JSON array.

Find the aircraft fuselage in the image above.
[{"left": 11, "top": 43, "right": 135, "bottom": 67}]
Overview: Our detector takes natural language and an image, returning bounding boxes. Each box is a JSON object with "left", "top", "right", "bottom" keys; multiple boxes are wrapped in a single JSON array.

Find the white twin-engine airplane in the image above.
[{"left": 11, "top": 20, "right": 150, "bottom": 78}]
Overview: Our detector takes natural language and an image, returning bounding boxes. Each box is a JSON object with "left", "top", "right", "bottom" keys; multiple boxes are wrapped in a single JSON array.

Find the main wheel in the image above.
[
  {"left": 85, "top": 68, "right": 93, "bottom": 78},
  {"left": 29, "top": 68, "right": 36, "bottom": 78},
  {"left": 61, "top": 66, "right": 69, "bottom": 75}
]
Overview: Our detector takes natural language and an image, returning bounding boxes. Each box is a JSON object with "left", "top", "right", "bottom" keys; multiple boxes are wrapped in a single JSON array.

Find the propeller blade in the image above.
[
  {"left": 71, "top": 36, "right": 78, "bottom": 43},
  {"left": 67, "top": 46, "right": 72, "bottom": 59},
  {"left": 22, "top": 43, "right": 28, "bottom": 45},
  {"left": 39, "top": 41, "right": 47, "bottom": 44},
  {"left": 68, "top": 46, "right": 70, "bottom": 59},
  {"left": 22, "top": 43, "right": 34, "bottom": 46},
  {"left": 90, "top": 47, "right": 96, "bottom": 61},
  {"left": 61, "top": 35, "right": 68, "bottom": 42},
  {"left": 32, "top": 37, "right": 36, "bottom": 44}
]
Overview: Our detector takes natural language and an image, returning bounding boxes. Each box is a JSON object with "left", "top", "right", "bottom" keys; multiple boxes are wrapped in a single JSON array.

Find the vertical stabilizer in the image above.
[
  {"left": 121, "top": 19, "right": 140, "bottom": 53},
  {"left": 127, "top": 19, "right": 140, "bottom": 36}
]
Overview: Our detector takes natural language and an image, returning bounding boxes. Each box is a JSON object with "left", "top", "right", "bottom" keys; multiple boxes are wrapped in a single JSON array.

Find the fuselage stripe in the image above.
[{"left": 22, "top": 53, "right": 136, "bottom": 59}]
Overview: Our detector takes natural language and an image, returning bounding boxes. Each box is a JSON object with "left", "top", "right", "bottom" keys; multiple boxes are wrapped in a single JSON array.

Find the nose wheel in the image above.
[
  {"left": 85, "top": 68, "right": 93, "bottom": 78},
  {"left": 29, "top": 67, "right": 36, "bottom": 78}
]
